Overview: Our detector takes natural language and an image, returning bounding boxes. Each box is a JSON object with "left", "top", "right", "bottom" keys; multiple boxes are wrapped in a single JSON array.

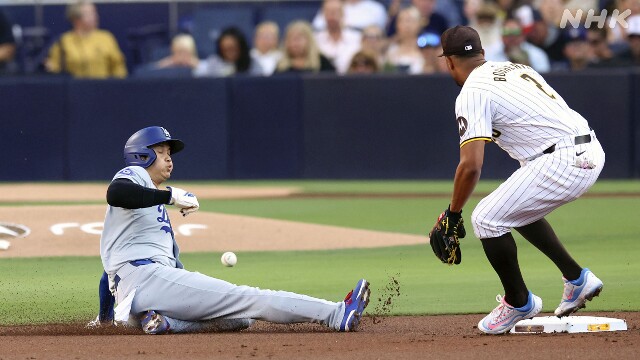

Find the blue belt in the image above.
[{"left": 114, "top": 259, "right": 155, "bottom": 289}]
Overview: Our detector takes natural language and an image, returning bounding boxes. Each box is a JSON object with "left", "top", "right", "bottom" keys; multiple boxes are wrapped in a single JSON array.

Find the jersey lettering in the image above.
[
  {"left": 455, "top": 61, "right": 591, "bottom": 162},
  {"left": 520, "top": 74, "right": 556, "bottom": 99},
  {"left": 157, "top": 205, "right": 173, "bottom": 234}
]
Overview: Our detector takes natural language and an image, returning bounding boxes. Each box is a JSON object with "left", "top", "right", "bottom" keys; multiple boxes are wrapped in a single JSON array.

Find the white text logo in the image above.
[{"left": 560, "top": 9, "right": 632, "bottom": 29}]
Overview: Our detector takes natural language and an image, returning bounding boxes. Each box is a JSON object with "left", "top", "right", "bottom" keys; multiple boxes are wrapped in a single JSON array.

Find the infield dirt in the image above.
[{"left": 1, "top": 312, "right": 638, "bottom": 359}]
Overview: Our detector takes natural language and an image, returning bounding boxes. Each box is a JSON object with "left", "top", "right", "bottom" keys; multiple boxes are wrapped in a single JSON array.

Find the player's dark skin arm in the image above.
[
  {"left": 106, "top": 178, "right": 171, "bottom": 209},
  {"left": 450, "top": 140, "right": 486, "bottom": 212}
]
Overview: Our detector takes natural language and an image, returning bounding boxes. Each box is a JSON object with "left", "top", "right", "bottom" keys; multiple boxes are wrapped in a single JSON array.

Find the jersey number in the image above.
[{"left": 520, "top": 74, "right": 556, "bottom": 100}]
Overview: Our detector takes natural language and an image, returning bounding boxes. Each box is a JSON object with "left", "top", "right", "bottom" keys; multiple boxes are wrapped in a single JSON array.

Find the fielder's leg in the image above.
[
  {"left": 480, "top": 233, "right": 529, "bottom": 308},
  {"left": 515, "top": 218, "right": 582, "bottom": 281}
]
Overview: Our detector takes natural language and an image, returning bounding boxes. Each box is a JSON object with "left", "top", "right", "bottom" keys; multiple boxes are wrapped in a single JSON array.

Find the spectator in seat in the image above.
[
  {"left": 154, "top": 34, "right": 199, "bottom": 70},
  {"left": 416, "top": 32, "right": 448, "bottom": 74},
  {"left": 347, "top": 50, "right": 380, "bottom": 74},
  {"left": 313, "top": 0, "right": 388, "bottom": 32},
  {"left": 585, "top": 26, "right": 625, "bottom": 68},
  {"left": 195, "top": 27, "right": 263, "bottom": 77},
  {"left": 46, "top": 0, "right": 127, "bottom": 78},
  {"left": 275, "top": 21, "right": 335, "bottom": 74},
  {"left": 250, "top": 21, "right": 282, "bottom": 76},
  {"left": 497, "top": 0, "right": 537, "bottom": 34},
  {"left": 314, "top": 0, "right": 362, "bottom": 74},
  {"left": 562, "top": 26, "right": 592, "bottom": 71},
  {"left": 485, "top": 18, "right": 550, "bottom": 73},
  {"left": 0, "top": 11, "right": 16, "bottom": 75},
  {"left": 387, "top": 0, "right": 449, "bottom": 37},
  {"left": 465, "top": 0, "right": 502, "bottom": 52},
  {"left": 607, "top": 0, "right": 640, "bottom": 44},
  {"left": 360, "top": 25, "right": 388, "bottom": 69},
  {"left": 526, "top": 9, "right": 568, "bottom": 66},
  {"left": 612, "top": 15, "right": 640, "bottom": 66},
  {"left": 385, "top": 7, "right": 424, "bottom": 74}
]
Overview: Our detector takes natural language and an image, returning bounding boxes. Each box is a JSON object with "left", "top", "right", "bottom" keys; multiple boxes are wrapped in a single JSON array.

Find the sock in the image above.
[
  {"left": 513, "top": 292, "right": 532, "bottom": 311},
  {"left": 481, "top": 233, "right": 529, "bottom": 308},
  {"left": 568, "top": 268, "right": 588, "bottom": 285},
  {"left": 515, "top": 219, "right": 582, "bottom": 280},
  {"left": 98, "top": 271, "right": 115, "bottom": 322}
]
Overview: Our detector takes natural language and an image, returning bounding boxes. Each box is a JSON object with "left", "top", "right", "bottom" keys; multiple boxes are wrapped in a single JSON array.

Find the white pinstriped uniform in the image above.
[{"left": 455, "top": 61, "right": 605, "bottom": 239}]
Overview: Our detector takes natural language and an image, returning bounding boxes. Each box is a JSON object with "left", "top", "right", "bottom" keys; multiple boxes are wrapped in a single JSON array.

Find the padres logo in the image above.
[{"left": 457, "top": 116, "right": 468, "bottom": 137}]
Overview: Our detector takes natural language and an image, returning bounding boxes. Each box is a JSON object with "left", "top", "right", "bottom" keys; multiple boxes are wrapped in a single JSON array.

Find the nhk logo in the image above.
[{"left": 560, "top": 9, "right": 632, "bottom": 29}]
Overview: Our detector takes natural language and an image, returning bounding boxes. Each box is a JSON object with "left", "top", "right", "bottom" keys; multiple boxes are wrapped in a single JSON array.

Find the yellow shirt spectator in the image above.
[
  {"left": 47, "top": 30, "right": 127, "bottom": 78},
  {"left": 46, "top": 1, "right": 127, "bottom": 78}
]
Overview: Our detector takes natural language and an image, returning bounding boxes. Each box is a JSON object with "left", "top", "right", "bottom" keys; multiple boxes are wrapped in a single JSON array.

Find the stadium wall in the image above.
[{"left": 2, "top": 72, "right": 638, "bottom": 181}]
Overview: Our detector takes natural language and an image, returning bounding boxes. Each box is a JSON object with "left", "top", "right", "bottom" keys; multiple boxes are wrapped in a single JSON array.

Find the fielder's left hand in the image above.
[{"left": 429, "top": 206, "right": 465, "bottom": 265}]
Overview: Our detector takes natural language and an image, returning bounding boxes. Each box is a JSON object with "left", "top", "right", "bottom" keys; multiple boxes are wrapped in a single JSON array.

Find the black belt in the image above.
[
  {"left": 543, "top": 134, "right": 591, "bottom": 154},
  {"left": 114, "top": 259, "right": 155, "bottom": 289}
]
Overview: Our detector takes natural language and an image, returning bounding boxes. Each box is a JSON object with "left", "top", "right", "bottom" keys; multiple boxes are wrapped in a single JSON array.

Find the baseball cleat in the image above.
[
  {"left": 554, "top": 268, "right": 603, "bottom": 318},
  {"left": 86, "top": 315, "right": 112, "bottom": 329},
  {"left": 478, "top": 291, "right": 542, "bottom": 335},
  {"left": 339, "top": 279, "right": 370, "bottom": 332},
  {"left": 85, "top": 315, "right": 101, "bottom": 329},
  {"left": 141, "top": 310, "right": 170, "bottom": 335}
]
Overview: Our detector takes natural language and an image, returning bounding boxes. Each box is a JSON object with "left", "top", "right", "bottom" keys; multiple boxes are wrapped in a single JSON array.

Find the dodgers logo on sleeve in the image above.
[{"left": 118, "top": 168, "right": 133, "bottom": 176}]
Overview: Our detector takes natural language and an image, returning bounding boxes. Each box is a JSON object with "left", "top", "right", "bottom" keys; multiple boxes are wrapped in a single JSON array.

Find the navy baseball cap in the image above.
[
  {"left": 439, "top": 25, "right": 483, "bottom": 57},
  {"left": 564, "top": 26, "right": 588, "bottom": 43},
  {"left": 417, "top": 32, "right": 441, "bottom": 48}
]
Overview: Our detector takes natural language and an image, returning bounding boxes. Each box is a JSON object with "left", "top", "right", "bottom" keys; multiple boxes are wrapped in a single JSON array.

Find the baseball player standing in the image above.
[
  {"left": 97, "top": 126, "right": 370, "bottom": 334},
  {"left": 428, "top": 26, "right": 606, "bottom": 334}
]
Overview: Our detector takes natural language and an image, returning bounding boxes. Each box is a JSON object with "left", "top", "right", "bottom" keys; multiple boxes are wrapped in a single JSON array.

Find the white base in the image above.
[{"left": 510, "top": 316, "right": 627, "bottom": 334}]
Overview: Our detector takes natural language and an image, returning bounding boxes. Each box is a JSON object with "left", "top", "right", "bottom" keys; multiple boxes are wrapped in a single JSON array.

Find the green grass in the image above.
[
  {"left": 172, "top": 179, "right": 640, "bottom": 194},
  {"left": 0, "top": 180, "right": 639, "bottom": 325},
  {"left": 1, "top": 237, "right": 637, "bottom": 325}
]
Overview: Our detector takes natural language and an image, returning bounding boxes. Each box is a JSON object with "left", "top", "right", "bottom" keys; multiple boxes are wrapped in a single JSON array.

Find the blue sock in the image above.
[{"left": 569, "top": 268, "right": 588, "bottom": 286}]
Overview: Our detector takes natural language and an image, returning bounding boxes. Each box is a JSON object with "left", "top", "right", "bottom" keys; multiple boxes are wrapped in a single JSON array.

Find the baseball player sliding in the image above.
[
  {"left": 92, "top": 126, "right": 370, "bottom": 334},
  {"left": 428, "top": 26, "right": 605, "bottom": 334}
]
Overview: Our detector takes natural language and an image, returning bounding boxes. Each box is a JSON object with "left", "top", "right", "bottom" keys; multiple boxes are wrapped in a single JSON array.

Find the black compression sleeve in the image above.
[{"left": 106, "top": 178, "right": 172, "bottom": 209}]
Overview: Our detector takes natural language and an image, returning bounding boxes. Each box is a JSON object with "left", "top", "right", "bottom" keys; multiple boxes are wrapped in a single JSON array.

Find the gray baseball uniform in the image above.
[{"left": 100, "top": 166, "right": 346, "bottom": 331}]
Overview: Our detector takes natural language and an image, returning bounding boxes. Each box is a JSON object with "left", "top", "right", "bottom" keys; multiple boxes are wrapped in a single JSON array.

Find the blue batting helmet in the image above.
[{"left": 123, "top": 126, "right": 185, "bottom": 168}]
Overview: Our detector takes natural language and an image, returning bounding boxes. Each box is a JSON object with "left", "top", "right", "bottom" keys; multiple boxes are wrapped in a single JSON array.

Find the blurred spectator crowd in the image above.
[{"left": 1, "top": 0, "right": 639, "bottom": 78}]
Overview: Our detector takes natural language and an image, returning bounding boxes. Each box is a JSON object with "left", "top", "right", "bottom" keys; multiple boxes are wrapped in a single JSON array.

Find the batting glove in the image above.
[{"left": 167, "top": 186, "right": 199, "bottom": 216}]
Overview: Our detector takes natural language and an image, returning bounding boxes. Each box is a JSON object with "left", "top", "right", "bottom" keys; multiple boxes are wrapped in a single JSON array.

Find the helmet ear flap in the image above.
[{"left": 123, "top": 147, "right": 157, "bottom": 168}]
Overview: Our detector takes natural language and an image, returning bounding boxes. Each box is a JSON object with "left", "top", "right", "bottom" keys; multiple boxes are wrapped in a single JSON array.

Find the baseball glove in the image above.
[{"left": 429, "top": 207, "right": 466, "bottom": 265}]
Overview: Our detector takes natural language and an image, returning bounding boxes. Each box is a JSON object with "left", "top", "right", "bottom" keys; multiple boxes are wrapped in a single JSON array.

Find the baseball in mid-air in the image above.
[{"left": 221, "top": 251, "right": 237, "bottom": 267}]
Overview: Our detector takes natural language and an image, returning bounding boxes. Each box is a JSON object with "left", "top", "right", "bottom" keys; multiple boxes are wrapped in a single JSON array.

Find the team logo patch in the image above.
[
  {"left": 457, "top": 116, "right": 468, "bottom": 137},
  {"left": 118, "top": 168, "right": 133, "bottom": 176}
]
